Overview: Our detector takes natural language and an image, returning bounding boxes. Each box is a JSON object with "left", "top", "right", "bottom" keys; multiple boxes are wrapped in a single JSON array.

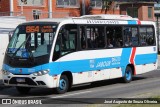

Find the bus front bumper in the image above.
[{"left": 2, "top": 73, "right": 59, "bottom": 88}]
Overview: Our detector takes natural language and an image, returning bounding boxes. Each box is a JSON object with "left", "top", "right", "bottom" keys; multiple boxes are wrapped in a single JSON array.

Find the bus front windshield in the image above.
[{"left": 6, "top": 24, "right": 57, "bottom": 66}]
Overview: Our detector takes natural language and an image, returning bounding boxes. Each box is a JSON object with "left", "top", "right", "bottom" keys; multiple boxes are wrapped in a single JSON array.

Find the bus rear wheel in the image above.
[
  {"left": 16, "top": 86, "right": 31, "bottom": 94},
  {"left": 123, "top": 66, "right": 133, "bottom": 83},
  {"left": 55, "top": 75, "right": 69, "bottom": 94}
]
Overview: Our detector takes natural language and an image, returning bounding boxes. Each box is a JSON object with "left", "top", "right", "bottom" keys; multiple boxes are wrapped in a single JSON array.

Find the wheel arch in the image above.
[
  {"left": 127, "top": 64, "right": 135, "bottom": 75},
  {"left": 61, "top": 71, "right": 73, "bottom": 89}
]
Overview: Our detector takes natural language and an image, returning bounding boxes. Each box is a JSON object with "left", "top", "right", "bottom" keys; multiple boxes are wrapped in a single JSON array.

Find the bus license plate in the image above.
[{"left": 16, "top": 78, "right": 25, "bottom": 83}]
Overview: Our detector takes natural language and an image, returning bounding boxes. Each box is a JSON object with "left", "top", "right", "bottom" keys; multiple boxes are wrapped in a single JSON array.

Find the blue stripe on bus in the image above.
[
  {"left": 120, "top": 48, "right": 132, "bottom": 76},
  {"left": 135, "top": 53, "right": 157, "bottom": 65},
  {"left": 128, "top": 21, "right": 137, "bottom": 25},
  {"left": 3, "top": 53, "right": 157, "bottom": 75}
]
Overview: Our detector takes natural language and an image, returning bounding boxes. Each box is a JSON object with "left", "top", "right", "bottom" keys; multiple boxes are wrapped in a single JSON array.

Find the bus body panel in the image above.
[
  {"left": 2, "top": 15, "right": 158, "bottom": 90},
  {"left": 3, "top": 46, "right": 157, "bottom": 88}
]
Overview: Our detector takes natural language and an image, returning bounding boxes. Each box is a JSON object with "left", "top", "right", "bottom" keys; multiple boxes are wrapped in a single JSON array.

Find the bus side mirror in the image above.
[
  {"left": 8, "top": 32, "right": 12, "bottom": 41},
  {"left": 8, "top": 30, "right": 14, "bottom": 41}
]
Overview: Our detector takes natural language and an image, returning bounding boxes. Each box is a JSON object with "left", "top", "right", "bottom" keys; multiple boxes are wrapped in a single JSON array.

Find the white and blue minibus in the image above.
[{"left": 2, "top": 15, "right": 158, "bottom": 94}]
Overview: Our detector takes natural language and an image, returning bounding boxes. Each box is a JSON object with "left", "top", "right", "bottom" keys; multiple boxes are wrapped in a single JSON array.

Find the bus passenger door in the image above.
[{"left": 53, "top": 24, "right": 81, "bottom": 83}]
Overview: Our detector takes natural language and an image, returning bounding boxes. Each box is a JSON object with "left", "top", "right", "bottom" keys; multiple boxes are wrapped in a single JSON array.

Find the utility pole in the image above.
[
  {"left": 48, "top": 0, "right": 52, "bottom": 18},
  {"left": 82, "top": 0, "right": 85, "bottom": 15},
  {"left": 21, "top": 0, "right": 24, "bottom": 15},
  {"left": 10, "top": 0, "right": 14, "bottom": 16}
]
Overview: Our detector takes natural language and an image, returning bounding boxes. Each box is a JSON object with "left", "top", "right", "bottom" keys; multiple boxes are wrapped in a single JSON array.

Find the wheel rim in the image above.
[
  {"left": 126, "top": 69, "right": 131, "bottom": 81},
  {"left": 59, "top": 79, "right": 67, "bottom": 90}
]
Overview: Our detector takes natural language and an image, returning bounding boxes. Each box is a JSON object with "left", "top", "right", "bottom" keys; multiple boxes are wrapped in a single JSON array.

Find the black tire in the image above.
[
  {"left": 16, "top": 86, "right": 31, "bottom": 94},
  {"left": 123, "top": 66, "right": 133, "bottom": 83},
  {"left": 55, "top": 75, "right": 69, "bottom": 94}
]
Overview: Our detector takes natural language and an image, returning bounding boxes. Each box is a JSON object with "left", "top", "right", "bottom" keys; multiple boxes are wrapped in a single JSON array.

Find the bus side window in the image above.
[
  {"left": 80, "top": 26, "right": 87, "bottom": 49},
  {"left": 61, "top": 25, "right": 77, "bottom": 55},
  {"left": 53, "top": 24, "right": 77, "bottom": 61},
  {"left": 124, "top": 27, "right": 139, "bottom": 47},
  {"left": 105, "top": 26, "right": 122, "bottom": 48},
  {"left": 140, "top": 27, "right": 155, "bottom": 46},
  {"left": 53, "top": 36, "right": 61, "bottom": 61}
]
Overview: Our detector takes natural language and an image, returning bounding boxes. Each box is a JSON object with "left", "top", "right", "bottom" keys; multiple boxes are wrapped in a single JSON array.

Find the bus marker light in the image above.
[{"left": 19, "top": 69, "right": 22, "bottom": 73}]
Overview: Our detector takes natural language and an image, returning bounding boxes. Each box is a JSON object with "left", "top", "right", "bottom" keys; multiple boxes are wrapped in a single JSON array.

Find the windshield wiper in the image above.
[
  {"left": 10, "top": 35, "right": 35, "bottom": 65},
  {"left": 12, "top": 35, "right": 30, "bottom": 58},
  {"left": 25, "top": 44, "right": 35, "bottom": 64}
]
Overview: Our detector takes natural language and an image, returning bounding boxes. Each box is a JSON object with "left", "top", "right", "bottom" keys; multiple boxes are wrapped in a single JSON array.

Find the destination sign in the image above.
[
  {"left": 113, "top": 0, "right": 159, "bottom": 2},
  {"left": 26, "top": 26, "right": 53, "bottom": 33}
]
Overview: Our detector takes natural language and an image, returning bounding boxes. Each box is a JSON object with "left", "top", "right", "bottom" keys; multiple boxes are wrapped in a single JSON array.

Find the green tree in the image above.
[
  {"left": 80, "top": 0, "right": 92, "bottom": 15},
  {"left": 101, "top": 0, "right": 113, "bottom": 14}
]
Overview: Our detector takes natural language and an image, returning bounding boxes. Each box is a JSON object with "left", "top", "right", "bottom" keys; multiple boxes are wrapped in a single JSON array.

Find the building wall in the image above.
[
  {"left": 0, "top": 0, "right": 155, "bottom": 21},
  {"left": 120, "top": 3, "right": 155, "bottom": 21},
  {"left": 12, "top": 0, "right": 120, "bottom": 20},
  {"left": 0, "top": 0, "right": 10, "bottom": 13},
  {"left": 91, "top": 8, "right": 120, "bottom": 15},
  {"left": 52, "top": 0, "right": 81, "bottom": 17},
  {"left": 12, "top": 0, "right": 49, "bottom": 20}
]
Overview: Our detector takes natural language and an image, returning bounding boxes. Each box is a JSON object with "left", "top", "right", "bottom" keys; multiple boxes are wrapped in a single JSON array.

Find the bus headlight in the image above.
[
  {"left": 2, "top": 70, "right": 11, "bottom": 75},
  {"left": 33, "top": 70, "right": 49, "bottom": 76}
]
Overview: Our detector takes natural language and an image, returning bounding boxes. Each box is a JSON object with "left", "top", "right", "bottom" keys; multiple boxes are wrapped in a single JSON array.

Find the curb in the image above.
[
  {"left": 0, "top": 80, "right": 5, "bottom": 90},
  {"left": 0, "top": 80, "right": 11, "bottom": 90}
]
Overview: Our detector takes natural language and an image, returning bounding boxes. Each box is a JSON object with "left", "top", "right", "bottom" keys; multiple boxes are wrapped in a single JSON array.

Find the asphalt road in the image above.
[
  {"left": 0, "top": 56, "right": 159, "bottom": 106},
  {"left": 0, "top": 69, "right": 160, "bottom": 98},
  {"left": 0, "top": 69, "right": 160, "bottom": 106}
]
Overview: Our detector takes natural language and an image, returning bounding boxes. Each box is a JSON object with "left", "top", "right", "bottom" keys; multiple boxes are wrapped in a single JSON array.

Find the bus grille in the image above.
[{"left": 9, "top": 77, "right": 37, "bottom": 86}]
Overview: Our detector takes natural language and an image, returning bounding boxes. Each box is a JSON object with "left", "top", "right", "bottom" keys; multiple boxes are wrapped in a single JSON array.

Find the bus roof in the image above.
[
  {"left": 20, "top": 14, "right": 155, "bottom": 26},
  {"left": 79, "top": 14, "right": 138, "bottom": 20}
]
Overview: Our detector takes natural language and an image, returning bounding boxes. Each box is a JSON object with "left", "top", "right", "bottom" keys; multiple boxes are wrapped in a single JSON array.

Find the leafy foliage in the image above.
[{"left": 101, "top": 0, "right": 113, "bottom": 13}]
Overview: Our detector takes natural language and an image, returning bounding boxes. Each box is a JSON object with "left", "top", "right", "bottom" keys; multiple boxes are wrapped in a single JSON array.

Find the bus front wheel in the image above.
[
  {"left": 55, "top": 75, "right": 69, "bottom": 94},
  {"left": 16, "top": 86, "right": 31, "bottom": 94},
  {"left": 123, "top": 66, "right": 133, "bottom": 83}
]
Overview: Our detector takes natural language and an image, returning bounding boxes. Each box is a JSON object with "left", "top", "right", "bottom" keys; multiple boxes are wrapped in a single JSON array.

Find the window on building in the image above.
[
  {"left": 90, "top": 0, "right": 102, "bottom": 8},
  {"left": 33, "top": 10, "right": 41, "bottom": 20},
  {"left": 148, "top": 7, "right": 152, "bottom": 18},
  {"left": 127, "top": 7, "right": 138, "bottom": 18},
  {"left": 56, "top": 0, "right": 79, "bottom": 7},
  {"left": 18, "top": 0, "right": 44, "bottom": 6}
]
